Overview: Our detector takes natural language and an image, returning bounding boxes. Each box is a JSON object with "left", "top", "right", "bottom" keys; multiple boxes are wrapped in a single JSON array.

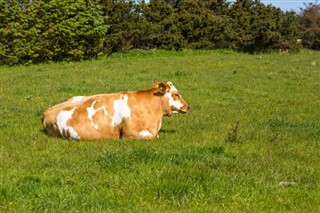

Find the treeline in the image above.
[{"left": 0, "top": 0, "right": 319, "bottom": 65}]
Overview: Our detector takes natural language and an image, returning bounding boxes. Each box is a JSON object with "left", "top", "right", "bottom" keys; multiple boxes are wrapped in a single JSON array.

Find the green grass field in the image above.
[{"left": 1, "top": 50, "right": 319, "bottom": 212}]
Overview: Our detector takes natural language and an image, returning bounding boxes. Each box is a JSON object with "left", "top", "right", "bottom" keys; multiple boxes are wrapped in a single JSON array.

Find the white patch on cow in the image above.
[
  {"left": 56, "top": 107, "right": 80, "bottom": 139},
  {"left": 165, "top": 93, "right": 184, "bottom": 112},
  {"left": 112, "top": 94, "right": 131, "bottom": 126},
  {"left": 71, "top": 96, "right": 85, "bottom": 103},
  {"left": 67, "top": 127, "right": 80, "bottom": 139},
  {"left": 87, "top": 101, "right": 108, "bottom": 130},
  {"left": 139, "top": 130, "right": 153, "bottom": 137}
]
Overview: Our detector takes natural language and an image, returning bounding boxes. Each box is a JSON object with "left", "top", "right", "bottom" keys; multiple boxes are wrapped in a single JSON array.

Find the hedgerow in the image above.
[{"left": 0, "top": 0, "right": 318, "bottom": 65}]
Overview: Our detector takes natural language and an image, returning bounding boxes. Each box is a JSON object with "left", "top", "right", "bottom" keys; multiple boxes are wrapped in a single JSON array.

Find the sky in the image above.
[
  {"left": 143, "top": 0, "right": 318, "bottom": 13},
  {"left": 231, "top": 0, "right": 318, "bottom": 12}
]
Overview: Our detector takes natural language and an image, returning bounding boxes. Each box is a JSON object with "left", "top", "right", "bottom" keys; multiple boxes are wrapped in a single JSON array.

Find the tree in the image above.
[
  {"left": 101, "top": 0, "right": 137, "bottom": 53},
  {"left": 176, "top": 0, "right": 231, "bottom": 49},
  {"left": 298, "top": 2, "right": 320, "bottom": 50},
  {"left": 275, "top": 11, "right": 301, "bottom": 51},
  {"left": 0, "top": 0, "right": 109, "bottom": 65},
  {"left": 101, "top": 0, "right": 158, "bottom": 52},
  {"left": 228, "top": 0, "right": 286, "bottom": 52},
  {"left": 145, "top": 0, "right": 185, "bottom": 50}
]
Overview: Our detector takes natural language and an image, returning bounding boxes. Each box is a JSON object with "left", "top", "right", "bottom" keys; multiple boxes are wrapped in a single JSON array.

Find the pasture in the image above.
[{"left": 1, "top": 50, "right": 319, "bottom": 212}]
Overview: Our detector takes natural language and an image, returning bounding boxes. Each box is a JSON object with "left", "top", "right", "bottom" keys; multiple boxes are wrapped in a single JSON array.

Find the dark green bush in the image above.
[
  {"left": 298, "top": 3, "right": 320, "bottom": 50},
  {"left": 0, "top": 0, "right": 109, "bottom": 65}
]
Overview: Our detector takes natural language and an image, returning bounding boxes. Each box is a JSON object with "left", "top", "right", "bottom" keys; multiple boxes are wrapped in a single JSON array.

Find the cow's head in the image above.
[{"left": 153, "top": 81, "right": 190, "bottom": 116}]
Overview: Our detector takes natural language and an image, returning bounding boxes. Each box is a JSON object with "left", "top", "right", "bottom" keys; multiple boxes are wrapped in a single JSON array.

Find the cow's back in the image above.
[
  {"left": 42, "top": 91, "right": 161, "bottom": 140},
  {"left": 42, "top": 94, "right": 122, "bottom": 140}
]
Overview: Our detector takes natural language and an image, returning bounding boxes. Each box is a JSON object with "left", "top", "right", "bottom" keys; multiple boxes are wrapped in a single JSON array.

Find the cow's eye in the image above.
[{"left": 174, "top": 93, "right": 180, "bottom": 98}]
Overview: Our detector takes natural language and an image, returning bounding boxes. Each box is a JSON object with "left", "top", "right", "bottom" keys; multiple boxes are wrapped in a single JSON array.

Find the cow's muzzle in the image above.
[{"left": 180, "top": 105, "right": 190, "bottom": 113}]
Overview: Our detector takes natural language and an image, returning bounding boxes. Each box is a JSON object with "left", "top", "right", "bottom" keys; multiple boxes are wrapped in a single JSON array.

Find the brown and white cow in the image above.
[{"left": 42, "top": 81, "right": 189, "bottom": 140}]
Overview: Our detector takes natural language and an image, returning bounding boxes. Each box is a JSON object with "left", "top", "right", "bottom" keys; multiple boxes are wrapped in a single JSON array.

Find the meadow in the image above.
[{"left": 1, "top": 50, "right": 319, "bottom": 212}]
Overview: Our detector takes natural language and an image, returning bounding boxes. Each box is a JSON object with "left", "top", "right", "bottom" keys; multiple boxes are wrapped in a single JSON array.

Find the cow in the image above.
[{"left": 42, "top": 81, "right": 189, "bottom": 140}]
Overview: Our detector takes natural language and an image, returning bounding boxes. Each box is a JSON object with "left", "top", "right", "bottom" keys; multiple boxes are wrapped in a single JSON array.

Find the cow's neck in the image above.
[{"left": 160, "top": 95, "right": 172, "bottom": 117}]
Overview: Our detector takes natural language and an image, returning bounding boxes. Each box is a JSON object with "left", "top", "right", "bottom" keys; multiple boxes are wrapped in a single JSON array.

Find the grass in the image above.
[{"left": 1, "top": 49, "right": 319, "bottom": 212}]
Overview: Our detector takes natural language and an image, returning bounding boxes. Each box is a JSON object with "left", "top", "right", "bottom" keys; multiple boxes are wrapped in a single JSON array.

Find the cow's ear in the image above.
[{"left": 158, "top": 82, "right": 167, "bottom": 94}]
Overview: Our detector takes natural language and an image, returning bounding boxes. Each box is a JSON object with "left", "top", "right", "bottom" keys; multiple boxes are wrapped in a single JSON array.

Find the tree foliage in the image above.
[
  {"left": 0, "top": 0, "right": 109, "bottom": 65},
  {"left": 298, "top": 2, "right": 320, "bottom": 50},
  {"left": 0, "top": 0, "right": 318, "bottom": 65}
]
